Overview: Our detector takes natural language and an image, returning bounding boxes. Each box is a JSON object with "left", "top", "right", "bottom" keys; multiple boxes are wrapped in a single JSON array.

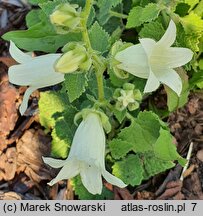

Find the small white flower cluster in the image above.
[{"left": 8, "top": 20, "right": 193, "bottom": 195}]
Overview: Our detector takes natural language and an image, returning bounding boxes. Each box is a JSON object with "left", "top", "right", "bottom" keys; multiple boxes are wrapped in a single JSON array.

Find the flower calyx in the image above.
[
  {"left": 110, "top": 40, "right": 133, "bottom": 79},
  {"left": 74, "top": 108, "right": 111, "bottom": 134}
]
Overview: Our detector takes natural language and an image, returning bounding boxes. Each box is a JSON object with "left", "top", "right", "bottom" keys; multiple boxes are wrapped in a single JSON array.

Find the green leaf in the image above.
[
  {"left": 64, "top": 73, "right": 88, "bottom": 103},
  {"left": 103, "top": 17, "right": 123, "bottom": 34},
  {"left": 51, "top": 128, "right": 69, "bottom": 159},
  {"left": 123, "top": 0, "right": 133, "bottom": 13},
  {"left": 71, "top": 176, "right": 113, "bottom": 200},
  {"left": 87, "top": 7, "right": 96, "bottom": 27},
  {"left": 2, "top": 10, "right": 81, "bottom": 53},
  {"left": 181, "top": 12, "right": 203, "bottom": 34},
  {"left": 175, "top": 3, "right": 190, "bottom": 17},
  {"left": 165, "top": 68, "right": 189, "bottom": 112},
  {"left": 197, "top": 81, "right": 203, "bottom": 88},
  {"left": 54, "top": 107, "right": 78, "bottom": 144},
  {"left": 178, "top": 12, "right": 203, "bottom": 52},
  {"left": 71, "top": 0, "right": 86, "bottom": 6},
  {"left": 140, "top": 0, "right": 151, "bottom": 7},
  {"left": 126, "top": 3, "right": 161, "bottom": 28},
  {"left": 2, "top": 28, "right": 81, "bottom": 53},
  {"left": 38, "top": 91, "right": 70, "bottom": 130},
  {"left": 126, "top": 6, "right": 143, "bottom": 28},
  {"left": 89, "top": 22, "right": 110, "bottom": 53},
  {"left": 184, "top": 0, "right": 200, "bottom": 10},
  {"left": 118, "top": 111, "right": 163, "bottom": 152},
  {"left": 26, "top": 10, "right": 43, "bottom": 28},
  {"left": 139, "top": 20, "right": 165, "bottom": 41},
  {"left": 176, "top": 24, "right": 201, "bottom": 52},
  {"left": 194, "top": 0, "right": 203, "bottom": 17},
  {"left": 109, "top": 139, "right": 132, "bottom": 159},
  {"left": 110, "top": 111, "right": 185, "bottom": 185},
  {"left": 113, "top": 109, "right": 127, "bottom": 124},
  {"left": 97, "top": 0, "right": 122, "bottom": 25},
  {"left": 112, "top": 154, "right": 143, "bottom": 186},
  {"left": 132, "top": 77, "right": 146, "bottom": 92},
  {"left": 109, "top": 111, "right": 167, "bottom": 157},
  {"left": 142, "top": 151, "right": 175, "bottom": 180},
  {"left": 190, "top": 70, "right": 203, "bottom": 88},
  {"left": 154, "top": 128, "right": 186, "bottom": 165},
  {"left": 51, "top": 106, "right": 78, "bottom": 158}
]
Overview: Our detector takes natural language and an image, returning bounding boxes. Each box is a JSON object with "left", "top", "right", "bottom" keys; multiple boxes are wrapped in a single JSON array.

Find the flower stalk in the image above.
[{"left": 81, "top": 0, "right": 106, "bottom": 102}]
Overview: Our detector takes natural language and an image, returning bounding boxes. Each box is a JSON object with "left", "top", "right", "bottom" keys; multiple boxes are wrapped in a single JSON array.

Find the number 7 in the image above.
[{"left": 191, "top": 203, "right": 197, "bottom": 211}]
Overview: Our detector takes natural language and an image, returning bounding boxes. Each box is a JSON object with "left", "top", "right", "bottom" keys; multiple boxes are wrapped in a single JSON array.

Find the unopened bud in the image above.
[
  {"left": 50, "top": 3, "right": 81, "bottom": 34},
  {"left": 55, "top": 43, "right": 92, "bottom": 73}
]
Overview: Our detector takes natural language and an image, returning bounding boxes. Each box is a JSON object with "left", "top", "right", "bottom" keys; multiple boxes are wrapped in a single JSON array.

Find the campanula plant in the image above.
[{"left": 3, "top": 0, "right": 202, "bottom": 199}]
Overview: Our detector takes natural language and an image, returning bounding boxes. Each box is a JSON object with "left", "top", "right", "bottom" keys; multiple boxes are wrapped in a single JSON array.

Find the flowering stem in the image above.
[
  {"left": 93, "top": 57, "right": 105, "bottom": 101},
  {"left": 81, "top": 0, "right": 92, "bottom": 49},
  {"left": 126, "top": 112, "right": 135, "bottom": 122},
  {"left": 81, "top": 0, "right": 105, "bottom": 102}
]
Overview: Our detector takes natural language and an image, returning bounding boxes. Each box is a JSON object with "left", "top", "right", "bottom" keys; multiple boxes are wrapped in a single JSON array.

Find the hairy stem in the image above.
[
  {"left": 81, "top": 0, "right": 92, "bottom": 49},
  {"left": 81, "top": 0, "right": 105, "bottom": 102}
]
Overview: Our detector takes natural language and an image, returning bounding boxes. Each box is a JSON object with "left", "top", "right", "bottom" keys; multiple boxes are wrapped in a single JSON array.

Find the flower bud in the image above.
[
  {"left": 113, "top": 83, "right": 142, "bottom": 111},
  {"left": 55, "top": 43, "right": 92, "bottom": 73},
  {"left": 50, "top": 3, "right": 81, "bottom": 34},
  {"left": 109, "top": 41, "right": 133, "bottom": 79}
]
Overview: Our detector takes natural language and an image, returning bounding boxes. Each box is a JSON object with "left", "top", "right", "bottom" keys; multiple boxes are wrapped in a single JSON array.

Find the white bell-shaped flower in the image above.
[
  {"left": 8, "top": 41, "right": 64, "bottom": 115},
  {"left": 43, "top": 112, "right": 126, "bottom": 195},
  {"left": 115, "top": 20, "right": 193, "bottom": 96}
]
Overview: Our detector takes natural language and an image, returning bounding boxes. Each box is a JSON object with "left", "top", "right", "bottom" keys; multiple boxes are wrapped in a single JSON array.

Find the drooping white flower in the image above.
[
  {"left": 115, "top": 20, "right": 193, "bottom": 96},
  {"left": 43, "top": 112, "right": 126, "bottom": 195},
  {"left": 8, "top": 41, "right": 64, "bottom": 115}
]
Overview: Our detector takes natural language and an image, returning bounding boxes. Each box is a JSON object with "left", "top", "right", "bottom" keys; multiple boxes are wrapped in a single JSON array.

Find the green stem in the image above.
[
  {"left": 81, "top": 0, "right": 92, "bottom": 50},
  {"left": 109, "top": 10, "right": 128, "bottom": 19},
  {"left": 196, "top": 51, "right": 202, "bottom": 61},
  {"left": 126, "top": 112, "right": 135, "bottom": 122},
  {"left": 96, "top": 72, "right": 105, "bottom": 101},
  {"left": 81, "top": 0, "right": 105, "bottom": 102},
  {"left": 93, "top": 55, "right": 106, "bottom": 101}
]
